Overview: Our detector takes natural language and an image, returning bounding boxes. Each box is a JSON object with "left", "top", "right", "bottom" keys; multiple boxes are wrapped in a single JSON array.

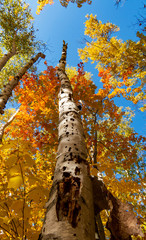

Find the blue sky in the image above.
[
  {"left": 26, "top": 0, "right": 145, "bottom": 135},
  {"left": 28, "top": 0, "right": 143, "bottom": 67}
]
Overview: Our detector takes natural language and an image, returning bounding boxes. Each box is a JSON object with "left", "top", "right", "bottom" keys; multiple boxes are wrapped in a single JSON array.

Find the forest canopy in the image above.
[{"left": 0, "top": 0, "right": 145, "bottom": 239}]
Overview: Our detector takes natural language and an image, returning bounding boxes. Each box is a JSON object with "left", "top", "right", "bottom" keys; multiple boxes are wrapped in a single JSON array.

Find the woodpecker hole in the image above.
[{"left": 56, "top": 176, "right": 81, "bottom": 227}]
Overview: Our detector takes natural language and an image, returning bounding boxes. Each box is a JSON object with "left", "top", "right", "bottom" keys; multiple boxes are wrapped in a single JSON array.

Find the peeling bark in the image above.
[
  {"left": 39, "top": 41, "right": 95, "bottom": 240},
  {"left": 0, "top": 52, "right": 45, "bottom": 114}
]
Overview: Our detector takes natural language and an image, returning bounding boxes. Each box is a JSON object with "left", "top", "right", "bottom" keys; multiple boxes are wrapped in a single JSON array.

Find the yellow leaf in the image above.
[
  {"left": 0, "top": 142, "right": 16, "bottom": 150},
  {"left": 28, "top": 175, "right": 39, "bottom": 185},
  {"left": 3, "top": 216, "right": 10, "bottom": 224},
  {"left": 9, "top": 165, "right": 21, "bottom": 177},
  {"left": 29, "top": 186, "right": 47, "bottom": 203},
  {"left": 24, "top": 154, "right": 34, "bottom": 166},
  {"left": 24, "top": 205, "right": 31, "bottom": 219},
  {"left": 11, "top": 200, "right": 23, "bottom": 214},
  {"left": 90, "top": 167, "right": 98, "bottom": 176},
  {"left": 8, "top": 175, "right": 23, "bottom": 189},
  {"left": 105, "top": 168, "right": 114, "bottom": 178},
  {"left": 5, "top": 155, "right": 17, "bottom": 168}
]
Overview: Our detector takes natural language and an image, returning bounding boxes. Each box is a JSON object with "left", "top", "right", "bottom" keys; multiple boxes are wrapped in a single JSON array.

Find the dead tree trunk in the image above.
[{"left": 39, "top": 41, "right": 95, "bottom": 240}]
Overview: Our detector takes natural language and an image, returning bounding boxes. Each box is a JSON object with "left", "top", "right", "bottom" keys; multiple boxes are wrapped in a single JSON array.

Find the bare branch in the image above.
[{"left": 0, "top": 52, "right": 45, "bottom": 114}]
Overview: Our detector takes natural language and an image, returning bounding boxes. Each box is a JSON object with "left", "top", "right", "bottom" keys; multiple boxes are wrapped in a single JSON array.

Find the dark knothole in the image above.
[
  {"left": 75, "top": 167, "right": 80, "bottom": 175},
  {"left": 63, "top": 172, "right": 70, "bottom": 178}
]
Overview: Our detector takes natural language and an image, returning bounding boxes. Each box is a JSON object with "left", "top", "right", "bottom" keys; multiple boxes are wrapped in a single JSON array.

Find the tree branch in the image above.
[
  {"left": 96, "top": 213, "right": 106, "bottom": 240},
  {"left": 0, "top": 52, "right": 45, "bottom": 114},
  {"left": 0, "top": 33, "right": 17, "bottom": 71},
  {"left": 0, "top": 109, "right": 19, "bottom": 143},
  {"left": 0, "top": 224, "right": 15, "bottom": 239}
]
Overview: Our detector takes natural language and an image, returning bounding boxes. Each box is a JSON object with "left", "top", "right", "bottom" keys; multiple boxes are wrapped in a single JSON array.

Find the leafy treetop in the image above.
[
  {"left": 0, "top": 0, "right": 42, "bottom": 92},
  {"left": 0, "top": 0, "right": 37, "bottom": 55},
  {"left": 78, "top": 14, "right": 146, "bottom": 111}
]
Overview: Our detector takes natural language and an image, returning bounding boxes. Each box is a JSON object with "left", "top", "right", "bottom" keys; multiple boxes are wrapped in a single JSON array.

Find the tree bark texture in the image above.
[
  {"left": 0, "top": 52, "right": 45, "bottom": 114},
  {"left": 39, "top": 41, "right": 95, "bottom": 240},
  {"left": 39, "top": 42, "right": 144, "bottom": 240}
]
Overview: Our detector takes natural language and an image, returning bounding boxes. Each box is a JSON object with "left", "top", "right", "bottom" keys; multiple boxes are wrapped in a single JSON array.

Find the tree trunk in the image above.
[
  {"left": 39, "top": 41, "right": 95, "bottom": 240},
  {"left": 39, "top": 42, "right": 144, "bottom": 240}
]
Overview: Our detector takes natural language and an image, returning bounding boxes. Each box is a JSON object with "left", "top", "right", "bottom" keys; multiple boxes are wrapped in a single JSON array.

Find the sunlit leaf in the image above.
[{"left": 8, "top": 175, "right": 22, "bottom": 189}]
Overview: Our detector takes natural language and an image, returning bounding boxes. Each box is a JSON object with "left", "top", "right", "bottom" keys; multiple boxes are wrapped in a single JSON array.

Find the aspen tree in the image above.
[{"left": 39, "top": 41, "right": 95, "bottom": 240}]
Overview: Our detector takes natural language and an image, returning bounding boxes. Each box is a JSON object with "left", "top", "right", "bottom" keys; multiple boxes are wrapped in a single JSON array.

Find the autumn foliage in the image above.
[
  {"left": 0, "top": 0, "right": 145, "bottom": 238},
  {"left": 78, "top": 14, "right": 146, "bottom": 111},
  {"left": 36, "top": 0, "right": 92, "bottom": 14},
  {"left": 0, "top": 61, "right": 145, "bottom": 239}
]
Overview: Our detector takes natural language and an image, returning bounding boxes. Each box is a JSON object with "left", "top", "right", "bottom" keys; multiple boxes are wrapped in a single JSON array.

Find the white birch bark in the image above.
[
  {"left": 39, "top": 42, "right": 143, "bottom": 240},
  {"left": 39, "top": 41, "right": 95, "bottom": 240}
]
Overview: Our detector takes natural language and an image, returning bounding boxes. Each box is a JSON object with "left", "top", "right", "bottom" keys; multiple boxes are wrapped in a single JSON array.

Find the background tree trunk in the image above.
[{"left": 0, "top": 52, "right": 45, "bottom": 114}]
